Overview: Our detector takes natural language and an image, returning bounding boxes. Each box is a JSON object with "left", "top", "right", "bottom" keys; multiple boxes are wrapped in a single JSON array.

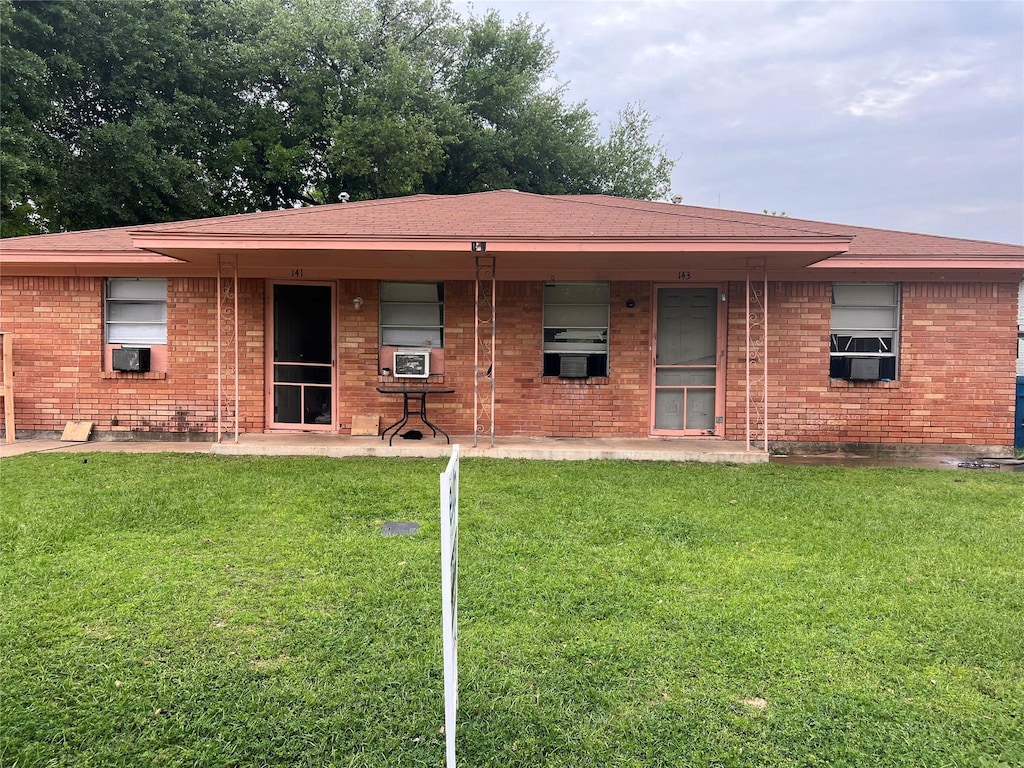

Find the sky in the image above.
[{"left": 460, "top": 0, "right": 1024, "bottom": 244}]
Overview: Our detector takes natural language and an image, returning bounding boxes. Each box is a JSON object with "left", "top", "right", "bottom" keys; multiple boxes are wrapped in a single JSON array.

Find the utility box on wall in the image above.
[{"left": 111, "top": 347, "right": 151, "bottom": 373}]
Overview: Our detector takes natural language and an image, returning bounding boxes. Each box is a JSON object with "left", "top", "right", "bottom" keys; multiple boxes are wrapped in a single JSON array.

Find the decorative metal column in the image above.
[
  {"left": 216, "top": 254, "right": 239, "bottom": 443},
  {"left": 745, "top": 258, "right": 769, "bottom": 452},
  {"left": 473, "top": 256, "right": 496, "bottom": 447}
]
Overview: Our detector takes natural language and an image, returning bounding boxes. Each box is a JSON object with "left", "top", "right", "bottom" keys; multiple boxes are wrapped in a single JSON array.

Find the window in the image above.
[
  {"left": 543, "top": 282, "right": 609, "bottom": 377},
  {"left": 379, "top": 282, "right": 444, "bottom": 348},
  {"left": 105, "top": 278, "right": 167, "bottom": 344},
  {"left": 830, "top": 282, "right": 899, "bottom": 379}
]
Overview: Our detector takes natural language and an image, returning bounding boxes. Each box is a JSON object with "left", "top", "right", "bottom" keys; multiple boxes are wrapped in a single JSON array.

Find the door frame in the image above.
[
  {"left": 648, "top": 282, "right": 729, "bottom": 437},
  {"left": 264, "top": 280, "right": 338, "bottom": 432}
]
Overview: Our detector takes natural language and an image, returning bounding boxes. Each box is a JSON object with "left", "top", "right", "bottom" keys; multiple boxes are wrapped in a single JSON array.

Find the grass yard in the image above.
[{"left": 0, "top": 453, "right": 1022, "bottom": 767}]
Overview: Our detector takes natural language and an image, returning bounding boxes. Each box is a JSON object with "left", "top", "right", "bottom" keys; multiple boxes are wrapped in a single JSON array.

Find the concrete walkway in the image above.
[
  {"left": 209, "top": 433, "right": 766, "bottom": 463},
  {"left": 1, "top": 434, "right": 766, "bottom": 463},
  {"left": 0, "top": 438, "right": 212, "bottom": 459},
  {"left": 4, "top": 435, "right": 1018, "bottom": 471}
]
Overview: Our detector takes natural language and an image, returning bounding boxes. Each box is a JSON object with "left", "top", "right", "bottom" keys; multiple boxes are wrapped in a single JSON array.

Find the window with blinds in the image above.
[
  {"left": 829, "top": 282, "right": 899, "bottom": 379},
  {"left": 543, "top": 282, "right": 610, "bottom": 377},
  {"left": 379, "top": 282, "right": 444, "bottom": 348},
  {"left": 105, "top": 278, "right": 168, "bottom": 344}
]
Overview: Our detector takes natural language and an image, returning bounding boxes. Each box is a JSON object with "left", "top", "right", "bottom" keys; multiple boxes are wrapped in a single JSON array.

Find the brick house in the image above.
[{"left": 2, "top": 191, "right": 1022, "bottom": 451}]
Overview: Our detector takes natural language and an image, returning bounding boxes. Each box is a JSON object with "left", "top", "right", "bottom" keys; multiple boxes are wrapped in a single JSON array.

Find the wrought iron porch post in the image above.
[
  {"left": 745, "top": 259, "right": 769, "bottom": 452},
  {"left": 216, "top": 254, "right": 239, "bottom": 443},
  {"left": 474, "top": 256, "right": 496, "bottom": 447}
]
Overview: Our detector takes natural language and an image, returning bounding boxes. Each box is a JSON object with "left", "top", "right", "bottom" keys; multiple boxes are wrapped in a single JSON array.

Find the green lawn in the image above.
[{"left": 1, "top": 454, "right": 1021, "bottom": 767}]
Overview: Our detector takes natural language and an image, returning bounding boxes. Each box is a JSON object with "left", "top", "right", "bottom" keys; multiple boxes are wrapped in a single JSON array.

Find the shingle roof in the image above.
[
  {"left": 129, "top": 190, "right": 844, "bottom": 242},
  {"left": 2, "top": 190, "right": 1021, "bottom": 259}
]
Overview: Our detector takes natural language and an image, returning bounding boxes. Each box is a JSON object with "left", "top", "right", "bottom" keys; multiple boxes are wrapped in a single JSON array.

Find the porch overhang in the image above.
[
  {"left": 807, "top": 254, "right": 1024, "bottom": 283},
  {"left": 0, "top": 250, "right": 185, "bottom": 276},
  {"left": 127, "top": 232, "right": 852, "bottom": 279}
]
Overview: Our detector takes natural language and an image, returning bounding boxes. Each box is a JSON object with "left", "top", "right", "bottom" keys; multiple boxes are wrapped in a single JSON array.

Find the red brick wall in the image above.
[
  {"left": 334, "top": 280, "right": 652, "bottom": 438},
  {"left": 723, "top": 281, "right": 1019, "bottom": 447},
  {"left": 0, "top": 277, "right": 264, "bottom": 436},
  {"left": 2, "top": 276, "right": 1017, "bottom": 447},
  {"left": 487, "top": 281, "right": 651, "bottom": 437}
]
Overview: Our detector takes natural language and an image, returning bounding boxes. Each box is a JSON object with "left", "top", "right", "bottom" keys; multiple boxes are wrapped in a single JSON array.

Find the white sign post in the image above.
[{"left": 439, "top": 445, "right": 460, "bottom": 768}]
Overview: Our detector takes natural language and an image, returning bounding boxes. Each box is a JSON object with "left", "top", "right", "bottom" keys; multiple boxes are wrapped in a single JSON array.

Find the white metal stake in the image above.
[{"left": 439, "top": 445, "right": 461, "bottom": 768}]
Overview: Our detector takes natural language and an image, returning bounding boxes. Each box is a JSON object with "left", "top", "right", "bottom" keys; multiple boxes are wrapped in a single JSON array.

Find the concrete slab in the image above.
[
  {"left": 208, "top": 434, "right": 766, "bottom": 463},
  {"left": 2, "top": 433, "right": 763, "bottom": 463},
  {"left": 0, "top": 438, "right": 212, "bottom": 459}
]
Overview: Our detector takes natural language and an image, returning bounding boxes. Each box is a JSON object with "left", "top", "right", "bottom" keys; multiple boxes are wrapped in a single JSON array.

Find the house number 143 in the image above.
[{"left": 677, "top": 271, "right": 692, "bottom": 280}]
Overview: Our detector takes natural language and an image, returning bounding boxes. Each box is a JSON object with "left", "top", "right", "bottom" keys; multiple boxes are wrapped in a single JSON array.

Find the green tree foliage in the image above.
[
  {"left": 1, "top": 0, "right": 675, "bottom": 236},
  {"left": 599, "top": 103, "right": 674, "bottom": 201},
  {"left": 1, "top": 0, "right": 260, "bottom": 234}
]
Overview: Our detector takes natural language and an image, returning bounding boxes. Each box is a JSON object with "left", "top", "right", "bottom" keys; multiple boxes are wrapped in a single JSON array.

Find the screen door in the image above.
[
  {"left": 269, "top": 283, "right": 334, "bottom": 430},
  {"left": 652, "top": 287, "right": 722, "bottom": 435}
]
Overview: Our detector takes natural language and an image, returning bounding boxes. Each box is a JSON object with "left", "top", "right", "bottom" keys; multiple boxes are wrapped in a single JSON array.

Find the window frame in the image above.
[
  {"left": 829, "top": 281, "right": 900, "bottom": 380},
  {"left": 379, "top": 281, "right": 445, "bottom": 349},
  {"left": 104, "top": 278, "right": 168, "bottom": 345},
  {"left": 542, "top": 281, "right": 610, "bottom": 378}
]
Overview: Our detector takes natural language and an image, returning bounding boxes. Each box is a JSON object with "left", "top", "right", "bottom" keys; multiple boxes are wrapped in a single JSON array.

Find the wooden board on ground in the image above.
[
  {"left": 351, "top": 415, "right": 380, "bottom": 436},
  {"left": 61, "top": 421, "right": 94, "bottom": 442}
]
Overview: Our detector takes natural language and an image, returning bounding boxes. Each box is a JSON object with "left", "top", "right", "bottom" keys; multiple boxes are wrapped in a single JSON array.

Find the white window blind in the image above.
[
  {"left": 830, "top": 283, "right": 899, "bottom": 355},
  {"left": 380, "top": 282, "right": 444, "bottom": 347},
  {"left": 105, "top": 278, "right": 167, "bottom": 344},
  {"left": 543, "top": 282, "right": 610, "bottom": 377}
]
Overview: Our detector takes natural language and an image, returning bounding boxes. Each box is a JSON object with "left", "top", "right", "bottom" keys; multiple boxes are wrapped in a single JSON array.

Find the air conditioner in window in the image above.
[
  {"left": 112, "top": 347, "right": 151, "bottom": 372},
  {"left": 840, "top": 356, "right": 881, "bottom": 381},
  {"left": 393, "top": 348, "right": 430, "bottom": 378},
  {"left": 559, "top": 354, "right": 589, "bottom": 378}
]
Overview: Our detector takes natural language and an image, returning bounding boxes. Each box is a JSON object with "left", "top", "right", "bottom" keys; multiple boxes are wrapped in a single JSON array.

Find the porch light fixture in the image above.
[{"left": 352, "top": 296, "right": 364, "bottom": 311}]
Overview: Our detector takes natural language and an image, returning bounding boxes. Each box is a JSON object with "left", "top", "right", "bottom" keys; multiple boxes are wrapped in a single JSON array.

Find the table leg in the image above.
[
  {"left": 382, "top": 393, "right": 411, "bottom": 445},
  {"left": 419, "top": 393, "right": 450, "bottom": 444}
]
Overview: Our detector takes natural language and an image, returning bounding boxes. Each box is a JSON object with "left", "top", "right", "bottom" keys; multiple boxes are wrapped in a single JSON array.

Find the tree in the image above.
[
  {"left": 597, "top": 103, "right": 674, "bottom": 200},
  {"left": 423, "top": 10, "right": 604, "bottom": 196},
  {"left": 1, "top": 0, "right": 676, "bottom": 236},
  {"left": 1, "top": 0, "right": 59, "bottom": 236},
  {"left": 1, "top": 0, "right": 266, "bottom": 235}
]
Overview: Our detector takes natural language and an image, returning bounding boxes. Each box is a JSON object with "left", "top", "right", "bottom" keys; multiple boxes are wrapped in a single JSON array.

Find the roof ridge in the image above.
[{"left": 546, "top": 194, "right": 849, "bottom": 238}]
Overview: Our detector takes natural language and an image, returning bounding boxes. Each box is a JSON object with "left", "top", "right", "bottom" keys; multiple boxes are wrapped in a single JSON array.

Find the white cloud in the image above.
[
  {"left": 842, "top": 66, "right": 974, "bottom": 119},
  {"left": 464, "top": 0, "right": 1024, "bottom": 242}
]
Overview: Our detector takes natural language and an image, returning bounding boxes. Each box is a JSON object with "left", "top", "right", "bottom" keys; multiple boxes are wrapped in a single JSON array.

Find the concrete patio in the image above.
[{"left": 1, "top": 434, "right": 767, "bottom": 463}]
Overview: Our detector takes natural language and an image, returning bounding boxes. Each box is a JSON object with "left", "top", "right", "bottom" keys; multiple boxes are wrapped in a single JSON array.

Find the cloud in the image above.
[
  {"left": 465, "top": 0, "right": 1023, "bottom": 242},
  {"left": 841, "top": 66, "right": 974, "bottom": 119}
]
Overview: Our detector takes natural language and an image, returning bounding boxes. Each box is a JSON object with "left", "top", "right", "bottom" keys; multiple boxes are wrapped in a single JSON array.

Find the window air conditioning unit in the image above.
[
  {"left": 841, "top": 356, "right": 881, "bottom": 381},
  {"left": 559, "top": 354, "right": 589, "bottom": 378},
  {"left": 393, "top": 348, "right": 430, "bottom": 378},
  {"left": 112, "top": 347, "right": 151, "bottom": 373}
]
